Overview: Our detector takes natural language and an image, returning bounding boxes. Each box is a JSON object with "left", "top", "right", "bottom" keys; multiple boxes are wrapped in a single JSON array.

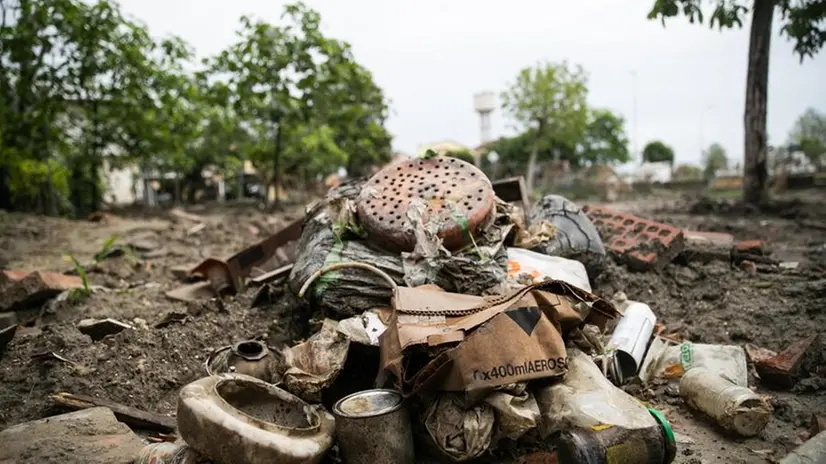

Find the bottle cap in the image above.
[{"left": 649, "top": 408, "right": 677, "bottom": 464}]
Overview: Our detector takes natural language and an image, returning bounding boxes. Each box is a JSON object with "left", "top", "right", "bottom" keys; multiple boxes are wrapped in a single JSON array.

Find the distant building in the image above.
[{"left": 633, "top": 162, "right": 672, "bottom": 183}]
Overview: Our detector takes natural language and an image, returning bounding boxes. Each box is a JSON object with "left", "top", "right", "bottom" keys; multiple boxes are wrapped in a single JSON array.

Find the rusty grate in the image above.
[{"left": 356, "top": 156, "right": 495, "bottom": 252}]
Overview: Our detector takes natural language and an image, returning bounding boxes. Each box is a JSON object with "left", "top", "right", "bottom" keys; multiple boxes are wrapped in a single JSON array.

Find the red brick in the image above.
[
  {"left": 0, "top": 271, "right": 83, "bottom": 310},
  {"left": 583, "top": 205, "right": 684, "bottom": 271},
  {"left": 735, "top": 240, "right": 764, "bottom": 254}
]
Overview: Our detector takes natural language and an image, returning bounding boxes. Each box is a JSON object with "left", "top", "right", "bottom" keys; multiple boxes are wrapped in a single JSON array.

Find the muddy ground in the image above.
[{"left": 0, "top": 194, "right": 824, "bottom": 464}]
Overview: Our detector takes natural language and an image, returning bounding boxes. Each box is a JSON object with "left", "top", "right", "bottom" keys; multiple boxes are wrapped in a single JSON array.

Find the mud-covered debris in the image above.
[
  {"left": 811, "top": 414, "right": 826, "bottom": 437},
  {"left": 51, "top": 392, "right": 177, "bottom": 433},
  {"left": 683, "top": 230, "right": 735, "bottom": 246},
  {"left": 154, "top": 311, "right": 191, "bottom": 328},
  {"left": 779, "top": 430, "right": 826, "bottom": 464},
  {"left": 76, "top": 318, "right": 132, "bottom": 341},
  {"left": 0, "top": 407, "right": 145, "bottom": 464},
  {"left": 282, "top": 320, "right": 350, "bottom": 402},
  {"left": 640, "top": 339, "right": 749, "bottom": 386},
  {"left": 527, "top": 195, "right": 606, "bottom": 278},
  {"left": 165, "top": 281, "right": 216, "bottom": 303},
  {"left": 205, "top": 340, "right": 281, "bottom": 383},
  {"left": 424, "top": 393, "right": 495, "bottom": 462},
  {"left": 0, "top": 323, "right": 16, "bottom": 352},
  {"left": 169, "top": 207, "right": 204, "bottom": 223},
  {"left": 0, "top": 270, "right": 84, "bottom": 310},
  {"left": 680, "top": 367, "right": 772, "bottom": 437},
  {"left": 747, "top": 335, "right": 821, "bottom": 389},
  {"left": 134, "top": 441, "right": 201, "bottom": 464},
  {"left": 332, "top": 389, "right": 415, "bottom": 464},
  {"left": 0, "top": 310, "right": 17, "bottom": 329},
  {"left": 177, "top": 374, "right": 335, "bottom": 464},
  {"left": 483, "top": 383, "right": 541, "bottom": 440},
  {"left": 735, "top": 240, "right": 765, "bottom": 255}
]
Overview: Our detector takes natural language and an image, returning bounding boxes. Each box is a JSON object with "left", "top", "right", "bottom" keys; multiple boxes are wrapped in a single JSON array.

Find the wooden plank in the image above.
[
  {"left": 491, "top": 176, "right": 530, "bottom": 210},
  {"left": 51, "top": 392, "right": 176, "bottom": 433}
]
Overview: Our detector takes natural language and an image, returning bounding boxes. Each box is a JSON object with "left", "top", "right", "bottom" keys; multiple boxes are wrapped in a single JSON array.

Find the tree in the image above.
[
  {"left": 580, "top": 108, "right": 631, "bottom": 166},
  {"left": 209, "top": 2, "right": 392, "bottom": 208},
  {"left": 501, "top": 61, "right": 589, "bottom": 192},
  {"left": 648, "top": 0, "right": 826, "bottom": 206},
  {"left": 788, "top": 107, "right": 826, "bottom": 168},
  {"left": 674, "top": 163, "right": 704, "bottom": 180},
  {"left": 703, "top": 142, "right": 729, "bottom": 179},
  {"left": 642, "top": 140, "right": 675, "bottom": 165}
]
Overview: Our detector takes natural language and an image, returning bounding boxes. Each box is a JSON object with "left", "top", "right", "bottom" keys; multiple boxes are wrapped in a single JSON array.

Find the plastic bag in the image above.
[
  {"left": 536, "top": 348, "right": 656, "bottom": 437},
  {"left": 506, "top": 247, "right": 591, "bottom": 292},
  {"left": 639, "top": 338, "right": 749, "bottom": 387},
  {"left": 289, "top": 181, "right": 509, "bottom": 318},
  {"left": 424, "top": 394, "right": 495, "bottom": 462},
  {"left": 524, "top": 195, "right": 606, "bottom": 279}
]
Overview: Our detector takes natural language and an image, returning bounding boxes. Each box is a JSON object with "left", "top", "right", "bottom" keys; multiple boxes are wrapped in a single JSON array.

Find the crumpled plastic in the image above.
[
  {"left": 536, "top": 348, "right": 657, "bottom": 437},
  {"left": 482, "top": 383, "right": 540, "bottom": 440},
  {"left": 281, "top": 320, "right": 350, "bottom": 402},
  {"left": 336, "top": 310, "right": 387, "bottom": 346},
  {"left": 289, "top": 181, "right": 511, "bottom": 318},
  {"left": 424, "top": 394, "right": 495, "bottom": 462}
]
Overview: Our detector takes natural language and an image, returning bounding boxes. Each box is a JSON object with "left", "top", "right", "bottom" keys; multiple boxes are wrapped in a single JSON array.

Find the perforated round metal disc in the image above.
[{"left": 357, "top": 156, "right": 495, "bottom": 253}]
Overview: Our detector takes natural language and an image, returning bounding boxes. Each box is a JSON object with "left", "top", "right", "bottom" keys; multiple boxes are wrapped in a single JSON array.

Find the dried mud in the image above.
[{"left": 0, "top": 197, "right": 825, "bottom": 464}]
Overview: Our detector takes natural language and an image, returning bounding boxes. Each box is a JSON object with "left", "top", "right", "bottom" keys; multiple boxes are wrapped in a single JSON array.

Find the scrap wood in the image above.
[
  {"left": 746, "top": 335, "right": 820, "bottom": 388},
  {"left": 51, "top": 392, "right": 176, "bottom": 433}
]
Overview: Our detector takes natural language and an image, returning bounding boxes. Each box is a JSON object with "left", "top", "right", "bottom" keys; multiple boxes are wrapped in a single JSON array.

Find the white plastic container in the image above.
[
  {"left": 607, "top": 302, "right": 656, "bottom": 384},
  {"left": 679, "top": 367, "right": 772, "bottom": 437}
]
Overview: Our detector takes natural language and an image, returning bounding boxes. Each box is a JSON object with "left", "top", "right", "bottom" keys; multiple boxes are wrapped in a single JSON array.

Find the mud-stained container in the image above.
[
  {"left": 178, "top": 373, "right": 335, "bottom": 464},
  {"left": 679, "top": 367, "right": 772, "bottom": 437},
  {"left": 333, "top": 389, "right": 414, "bottom": 464},
  {"left": 553, "top": 409, "right": 677, "bottom": 464},
  {"left": 204, "top": 340, "right": 279, "bottom": 382}
]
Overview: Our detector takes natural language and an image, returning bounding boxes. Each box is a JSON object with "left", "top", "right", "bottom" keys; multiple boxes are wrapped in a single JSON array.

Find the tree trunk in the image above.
[
  {"left": 743, "top": 0, "right": 775, "bottom": 206},
  {"left": 271, "top": 118, "right": 283, "bottom": 210},
  {"left": 525, "top": 122, "right": 545, "bottom": 194}
]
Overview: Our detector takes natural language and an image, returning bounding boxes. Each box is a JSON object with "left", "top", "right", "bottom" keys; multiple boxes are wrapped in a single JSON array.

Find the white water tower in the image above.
[{"left": 474, "top": 91, "right": 496, "bottom": 145}]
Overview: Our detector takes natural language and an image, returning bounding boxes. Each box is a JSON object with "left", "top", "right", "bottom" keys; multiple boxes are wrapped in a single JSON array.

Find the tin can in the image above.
[
  {"left": 332, "top": 389, "right": 415, "bottom": 464},
  {"left": 607, "top": 302, "right": 656, "bottom": 384}
]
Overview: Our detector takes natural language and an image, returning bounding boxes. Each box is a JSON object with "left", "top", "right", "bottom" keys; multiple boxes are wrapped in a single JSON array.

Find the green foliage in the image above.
[
  {"left": 580, "top": 109, "right": 631, "bottom": 165},
  {"left": 642, "top": 140, "right": 675, "bottom": 165},
  {"left": 1, "top": 0, "right": 393, "bottom": 213},
  {"left": 788, "top": 107, "right": 826, "bottom": 165},
  {"left": 647, "top": 0, "right": 825, "bottom": 60},
  {"left": 444, "top": 149, "right": 476, "bottom": 164},
  {"left": 703, "top": 143, "right": 729, "bottom": 179},
  {"left": 501, "top": 61, "right": 589, "bottom": 190},
  {"left": 674, "top": 163, "right": 704, "bottom": 180},
  {"left": 66, "top": 254, "right": 91, "bottom": 302},
  {"left": 93, "top": 234, "right": 119, "bottom": 262}
]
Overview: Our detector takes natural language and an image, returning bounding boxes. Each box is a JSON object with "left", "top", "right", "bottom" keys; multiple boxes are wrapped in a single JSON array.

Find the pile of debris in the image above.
[{"left": 1, "top": 155, "right": 825, "bottom": 464}]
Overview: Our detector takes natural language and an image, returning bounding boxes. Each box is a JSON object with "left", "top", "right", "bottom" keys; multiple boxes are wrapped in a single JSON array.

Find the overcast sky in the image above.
[{"left": 119, "top": 0, "right": 824, "bottom": 168}]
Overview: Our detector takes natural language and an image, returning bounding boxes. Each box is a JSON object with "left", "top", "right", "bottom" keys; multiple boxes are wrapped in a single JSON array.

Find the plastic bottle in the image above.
[
  {"left": 553, "top": 408, "right": 677, "bottom": 464},
  {"left": 679, "top": 367, "right": 772, "bottom": 437}
]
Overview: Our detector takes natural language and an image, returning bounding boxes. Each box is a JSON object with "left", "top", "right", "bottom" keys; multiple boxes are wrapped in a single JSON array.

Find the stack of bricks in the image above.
[{"left": 583, "top": 205, "right": 685, "bottom": 271}]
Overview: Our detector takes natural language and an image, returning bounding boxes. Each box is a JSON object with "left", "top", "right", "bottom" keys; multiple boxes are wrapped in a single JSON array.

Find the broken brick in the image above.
[
  {"left": 0, "top": 271, "right": 84, "bottom": 311},
  {"left": 77, "top": 318, "right": 133, "bottom": 341},
  {"left": 811, "top": 414, "right": 826, "bottom": 437},
  {"left": 735, "top": 240, "right": 765, "bottom": 255},
  {"left": 583, "top": 206, "right": 685, "bottom": 271},
  {"left": 749, "top": 335, "right": 820, "bottom": 389}
]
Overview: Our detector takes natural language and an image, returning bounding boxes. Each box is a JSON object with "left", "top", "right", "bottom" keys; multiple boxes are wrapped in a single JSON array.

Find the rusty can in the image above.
[
  {"left": 134, "top": 442, "right": 199, "bottom": 464},
  {"left": 333, "top": 389, "right": 415, "bottom": 464},
  {"left": 553, "top": 409, "right": 677, "bottom": 464}
]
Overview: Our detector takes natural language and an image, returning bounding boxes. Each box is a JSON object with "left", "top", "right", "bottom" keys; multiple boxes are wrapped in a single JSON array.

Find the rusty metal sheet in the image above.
[
  {"left": 357, "top": 156, "right": 495, "bottom": 252},
  {"left": 191, "top": 217, "right": 304, "bottom": 294}
]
